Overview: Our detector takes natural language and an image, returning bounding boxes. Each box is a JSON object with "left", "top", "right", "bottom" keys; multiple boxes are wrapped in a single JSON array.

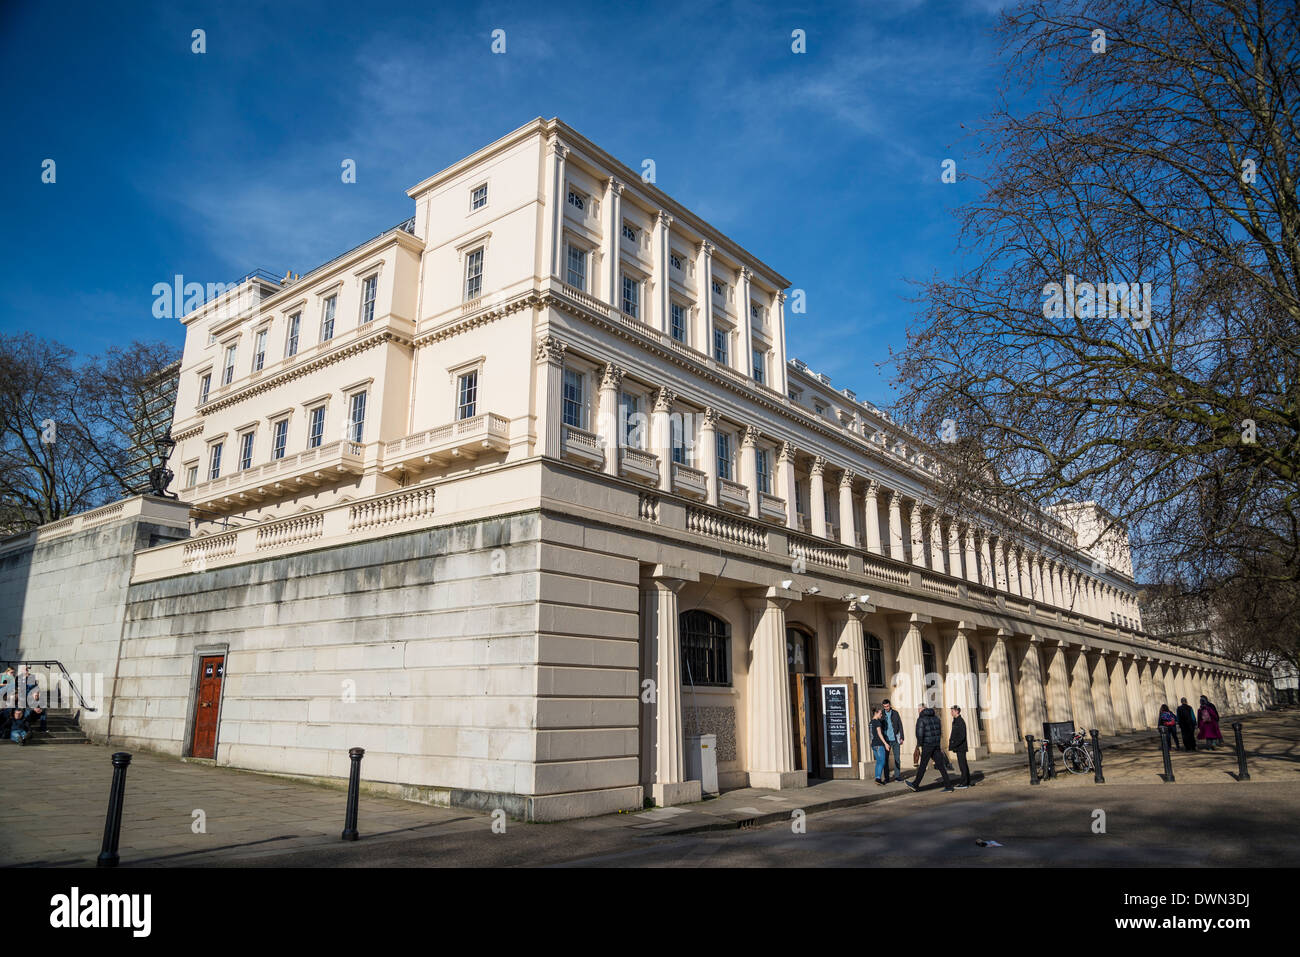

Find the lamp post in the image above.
[{"left": 148, "top": 431, "right": 177, "bottom": 498}]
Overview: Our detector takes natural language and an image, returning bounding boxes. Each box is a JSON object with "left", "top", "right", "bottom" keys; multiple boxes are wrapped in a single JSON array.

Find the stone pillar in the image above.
[
  {"left": 892, "top": 616, "right": 928, "bottom": 767},
  {"left": 772, "top": 291, "right": 789, "bottom": 396},
  {"left": 737, "top": 267, "right": 754, "bottom": 377},
  {"left": 1108, "top": 653, "right": 1135, "bottom": 731},
  {"left": 640, "top": 567, "right": 703, "bottom": 807},
  {"left": 887, "top": 490, "right": 905, "bottom": 561},
  {"left": 1006, "top": 543, "right": 1022, "bottom": 596},
  {"left": 650, "top": 387, "right": 675, "bottom": 492},
  {"left": 831, "top": 601, "right": 872, "bottom": 779},
  {"left": 699, "top": 408, "right": 720, "bottom": 507},
  {"left": 1126, "top": 656, "right": 1149, "bottom": 728},
  {"left": 909, "top": 502, "right": 926, "bottom": 567},
  {"left": 986, "top": 631, "right": 1020, "bottom": 753},
  {"left": 946, "top": 520, "right": 963, "bottom": 578},
  {"left": 1068, "top": 646, "right": 1098, "bottom": 731},
  {"left": 1050, "top": 561, "right": 1063, "bottom": 608},
  {"left": 1139, "top": 659, "right": 1161, "bottom": 723},
  {"left": 696, "top": 241, "right": 715, "bottom": 355},
  {"left": 979, "top": 530, "right": 995, "bottom": 588},
  {"left": 533, "top": 335, "right": 566, "bottom": 458},
  {"left": 928, "top": 510, "right": 945, "bottom": 572},
  {"left": 809, "top": 457, "right": 828, "bottom": 539},
  {"left": 1043, "top": 640, "right": 1074, "bottom": 723},
  {"left": 1030, "top": 554, "right": 1044, "bottom": 603},
  {"left": 863, "top": 481, "right": 883, "bottom": 554},
  {"left": 1018, "top": 547, "right": 1033, "bottom": 598},
  {"left": 993, "top": 539, "right": 1009, "bottom": 590},
  {"left": 652, "top": 211, "right": 672, "bottom": 333},
  {"left": 778, "top": 442, "right": 799, "bottom": 530},
  {"left": 740, "top": 425, "right": 760, "bottom": 517},
  {"left": 1162, "top": 663, "right": 1180, "bottom": 709},
  {"left": 544, "top": 137, "right": 568, "bottom": 279},
  {"left": 1089, "top": 651, "right": 1116, "bottom": 734},
  {"left": 744, "top": 589, "right": 805, "bottom": 790},
  {"left": 597, "top": 363, "right": 623, "bottom": 477},
  {"left": 838, "top": 471, "right": 856, "bottom": 547},
  {"left": 946, "top": 626, "right": 983, "bottom": 753},
  {"left": 963, "top": 526, "right": 979, "bottom": 584},
  {"left": 1017, "top": 636, "right": 1049, "bottom": 736},
  {"left": 603, "top": 177, "right": 624, "bottom": 306}
]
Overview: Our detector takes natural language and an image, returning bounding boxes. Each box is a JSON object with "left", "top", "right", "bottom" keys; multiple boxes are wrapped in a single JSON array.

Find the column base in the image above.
[
  {"left": 652, "top": 780, "right": 702, "bottom": 807},
  {"left": 986, "top": 739, "right": 1022, "bottom": 755},
  {"left": 748, "top": 769, "right": 808, "bottom": 790}
]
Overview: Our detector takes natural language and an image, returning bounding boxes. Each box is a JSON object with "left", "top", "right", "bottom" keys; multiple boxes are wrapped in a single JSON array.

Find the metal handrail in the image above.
[{"left": 1, "top": 659, "right": 97, "bottom": 712}]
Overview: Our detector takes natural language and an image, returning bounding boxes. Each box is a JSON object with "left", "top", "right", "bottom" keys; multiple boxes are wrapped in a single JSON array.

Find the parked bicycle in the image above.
[{"left": 1061, "top": 730, "right": 1095, "bottom": 774}]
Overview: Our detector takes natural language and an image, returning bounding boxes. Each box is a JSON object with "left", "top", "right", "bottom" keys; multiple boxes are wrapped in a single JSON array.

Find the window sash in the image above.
[
  {"left": 566, "top": 246, "right": 586, "bottom": 290},
  {"left": 239, "top": 432, "right": 255, "bottom": 471},
  {"left": 271, "top": 420, "right": 288, "bottom": 460},
  {"left": 752, "top": 348, "right": 765, "bottom": 384},
  {"left": 562, "top": 370, "right": 586, "bottom": 429},
  {"left": 465, "top": 249, "right": 484, "bottom": 301},
  {"left": 361, "top": 276, "right": 377, "bottom": 323},
  {"left": 308, "top": 407, "right": 325, "bottom": 448},
  {"left": 222, "top": 346, "right": 236, "bottom": 385},
  {"left": 253, "top": 331, "right": 266, "bottom": 371},
  {"left": 716, "top": 432, "right": 733, "bottom": 481},
  {"left": 756, "top": 449, "right": 771, "bottom": 493},
  {"left": 471, "top": 184, "right": 487, "bottom": 209},
  {"left": 670, "top": 303, "right": 686, "bottom": 342},
  {"left": 286, "top": 314, "right": 300, "bottom": 356},
  {"left": 199, "top": 374, "right": 211, "bottom": 405},
  {"left": 679, "top": 612, "right": 731, "bottom": 686},
  {"left": 713, "top": 328, "right": 728, "bottom": 364},
  {"left": 621, "top": 275, "right": 639, "bottom": 317},
  {"left": 348, "top": 392, "right": 366, "bottom": 444},
  {"left": 321, "top": 297, "right": 336, "bottom": 341},
  {"left": 208, "top": 443, "right": 223, "bottom": 480},
  {"left": 457, "top": 372, "right": 478, "bottom": 420}
]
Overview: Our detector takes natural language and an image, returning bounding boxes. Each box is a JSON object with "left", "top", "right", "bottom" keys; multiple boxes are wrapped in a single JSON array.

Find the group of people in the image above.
[
  {"left": 0, "top": 666, "right": 48, "bottom": 745},
  {"left": 1157, "top": 695, "right": 1223, "bottom": 751},
  {"left": 867, "top": 698, "right": 971, "bottom": 792}
]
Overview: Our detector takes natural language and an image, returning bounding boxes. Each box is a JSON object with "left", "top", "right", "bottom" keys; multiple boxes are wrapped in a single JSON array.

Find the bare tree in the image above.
[{"left": 892, "top": 1, "right": 1300, "bottom": 615}]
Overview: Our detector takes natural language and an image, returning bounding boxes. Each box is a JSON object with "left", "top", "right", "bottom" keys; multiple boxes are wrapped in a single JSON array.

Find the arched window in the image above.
[
  {"left": 866, "top": 633, "right": 885, "bottom": 687},
  {"left": 679, "top": 611, "right": 731, "bottom": 687}
]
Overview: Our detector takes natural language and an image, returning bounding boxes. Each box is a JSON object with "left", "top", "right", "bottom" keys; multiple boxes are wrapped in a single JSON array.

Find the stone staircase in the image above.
[{"left": 8, "top": 708, "right": 89, "bottom": 745}]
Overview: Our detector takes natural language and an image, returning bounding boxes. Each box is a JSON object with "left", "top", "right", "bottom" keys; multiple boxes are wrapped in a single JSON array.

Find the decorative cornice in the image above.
[{"left": 414, "top": 293, "right": 537, "bottom": 347}]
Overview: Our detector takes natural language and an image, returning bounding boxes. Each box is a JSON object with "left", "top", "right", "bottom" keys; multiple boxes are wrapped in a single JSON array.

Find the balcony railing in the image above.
[
  {"left": 562, "top": 424, "right": 604, "bottom": 467},
  {"left": 619, "top": 446, "right": 660, "bottom": 484},
  {"left": 758, "top": 491, "right": 787, "bottom": 524},
  {"left": 382, "top": 413, "right": 510, "bottom": 473},
  {"left": 717, "top": 477, "right": 750, "bottom": 513},
  {"left": 671, "top": 462, "right": 708, "bottom": 499},
  {"left": 187, "top": 440, "right": 366, "bottom": 510}
]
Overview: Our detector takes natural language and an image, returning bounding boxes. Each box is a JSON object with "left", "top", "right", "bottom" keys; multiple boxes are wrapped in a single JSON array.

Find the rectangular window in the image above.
[
  {"left": 307, "top": 406, "right": 325, "bottom": 449},
  {"left": 713, "top": 328, "right": 729, "bottom": 365},
  {"left": 464, "top": 248, "right": 483, "bottom": 301},
  {"left": 622, "top": 222, "right": 637, "bottom": 242},
  {"left": 186, "top": 465, "right": 198, "bottom": 488},
  {"left": 670, "top": 302, "right": 686, "bottom": 343},
  {"left": 285, "top": 313, "right": 301, "bottom": 357},
  {"left": 620, "top": 393, "right": 641, "bottom": 449},
  {"left": 670, "top": 252, "right": 682, "bottom": 270},
  {"left": 239, "top": 431, "right": 255, "bottom": 471},
  {"left": 562, "top": 369, "right": 586, "bottom": 430},
  {"left": 348, "top": 391, "right": 366, "bottom": 444},
  {"left": 471, "top": 183, "right": 488, "bottom": 210},
  {"left": 199, "top": 373, "right": 211, "bottom": 406},
  {"left": 756, "top": 448, "right": 771, "bottom": 494},
  {"left": 621, "top": 274, "right": 640, "bottom": 318},
  {"left": 321, "top": 295, "right": 336, "bottom": 341},
  {"left": 567, "top": 189, "right": 586, "bottom": 211},
  {"left": 222, "top": 345, "right": 236, "bottom": 385},
  {"left": 671, "top": 416, "right": 687, "bottom": 465},
  {"left": 716, "top": 432, "right": 733, "bottom": 481},
  {"left": 566, "top": 245, "right": 587, "bottom": 290},
  {"left": 208, "top": 442, "right": 223, "bottom": 480},
  {"left": 752, "top": 348, "right": 765, "bottom": 384},
  {"left": 712, "top": 279, "right": 723, "bottom": 296},
  {"left": 457, "top": 371, "right": 478, "bottom": 420},
  {"left": 271, "top": 419, "right": 288, "bottom": 460},
  {"left": 361, "top": 275, "right": 377, "bottom": 323},
  {"left": 680, "top": 612, "right": 731, "bottom": 686},
  {"left": 253, "top": 329, "right": 267, "bottom": 372}
]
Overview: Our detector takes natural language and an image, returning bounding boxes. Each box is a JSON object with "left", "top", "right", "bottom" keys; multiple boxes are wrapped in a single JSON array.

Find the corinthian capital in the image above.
[
  {"left": 535, "top": 335, "right": 566, "bottom": 363},
  {"left": 600, "top": 363, "right": 624, "bottom": 390}
]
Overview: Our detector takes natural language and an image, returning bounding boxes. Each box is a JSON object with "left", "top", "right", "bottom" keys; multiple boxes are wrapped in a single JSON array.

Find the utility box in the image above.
[{"left": 685, "top": 734, "right": 719, "bottom": 795}]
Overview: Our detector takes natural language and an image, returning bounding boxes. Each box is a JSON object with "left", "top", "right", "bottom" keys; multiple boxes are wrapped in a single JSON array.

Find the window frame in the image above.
[
  {"left": 679, "top": 611, "right": 732, "bottom": 687},
  {"left": 670, "top": 301, "right": 687, "bottom": 343},
  {"left": 320, "top": 294, "right": 337, "bottom": 342},
  {"left": 561, "top": 367, "right": 588, "bottom": 431},
  {"left": 620, "top": 273, "right": 640, "bottom": 319},
  {"left": 271, "top": 418, "right": 289, "bottom": 460},
  {"left": 566, "top": 243, "right": 588, "bottom": 291},
  {"left": 456, "top": 370, "right": 478, "bottom": 421},
  {"left": 464, "top": 246, "right": 484, "bottom": 301},
  {"left": 716, "top": 430, "right": 734, "bottom": 481},
  {"left": 360, "top": 274, "right": 378, "bottom": 323},
  {"left": 307, "top": 405, "right": 326, "bottom": 449},
  {"left": 470, "top": 182, "right": 488, "bottom": 211},
  {"left": 238, "top": 430, "right": 255, "bottom": 472},
  {"left": 285, "top": 312, "right": 301, "bottom": 357},
  {"left": 346, "top": 390, "right": 367, "bottom": 445}
]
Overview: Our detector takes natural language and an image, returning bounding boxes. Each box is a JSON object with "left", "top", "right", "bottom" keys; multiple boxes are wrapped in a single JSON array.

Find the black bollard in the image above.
[
  {"left": 1044, "top": 735, "right": 1057, "bottom": 780},
  {"left": 1090, "top": 728, "right": 1105, "bottom": 784},
  {"left": 1159, "top": 726, "right": 1175, "bottom": 782},
  {"left": 1232, "top": 722, "right": 1250, "bottom": 781},
  {"left": 341, "top": 747, "right": 365, "bottom": 841},
  {"left": 1026, "top": 735, "right": 1039, "bottom": 785},
  {"left": 97, "top": 752, "right": 132, "bottom": 867}
]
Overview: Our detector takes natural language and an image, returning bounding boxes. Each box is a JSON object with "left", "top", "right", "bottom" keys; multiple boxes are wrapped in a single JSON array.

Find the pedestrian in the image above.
[
  {"left": 1158, "top": 704, "right": 1180, "bottom": 750},
  {"left": 1176, "top": 697, "right": 1197, "bottom": 751},
  {"left": 880, "top": 698, "right": 905, "bottom": 783},
  {"left": 869, "top": 707, "right": 889, "bottom": 785},
  {"left": 1197, "top": 695, "right": 1223, "bottom": 750},
  {"left": 905, "top": 704, "right": 953, "bottom": 792},
  {"left": 948, "top": 705, "right": 971, "bottom": 789}
]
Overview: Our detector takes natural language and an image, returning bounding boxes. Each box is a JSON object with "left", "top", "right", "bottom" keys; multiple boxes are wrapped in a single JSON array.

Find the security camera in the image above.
[
  {"left": 806, "top": 586, "right": 821, "bottom": 595},
  {"left": 781, "top": 579, "right": 794, "bottom": 590}
]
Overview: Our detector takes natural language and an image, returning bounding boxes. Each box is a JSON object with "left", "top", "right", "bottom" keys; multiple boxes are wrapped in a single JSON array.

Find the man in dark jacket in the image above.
[
  {"left": 880, "top": 699, "right": 905, "bottom": 783},
  {"left": 906, "top": 706, "right": 953, "bottom": 792},
  {"left": 948, "top": 705, "right": 971, "bottom": 789},
  {"left": 1176, "top": 697, "right": 1197, "bottom": 751}
]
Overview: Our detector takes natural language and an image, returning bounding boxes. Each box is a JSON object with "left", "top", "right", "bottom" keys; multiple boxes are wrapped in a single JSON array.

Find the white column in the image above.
[
  {"left": 986, "top": 632, "right": 1020, "bottom": 753},
  {"left": 737, "top": 266, "right": 754, "bottom": 378},
  {"left": 979, "top": 530, "right": 995, "bottom": 588},
  {"left": 809, "top": 457, "right": 828, "bottom": 539},
  {"left": 744, "top": 589, "right": 804, "bottom": 789},
  {"left": 779, "top": 442, "right": 798, "bottom": 530},
  {"left": 993, "top": 539, "right": 1009, "bottom": 590},
  {"left": 946, "top": 520, "right": 963, "bottom": 578},
  {"left": 963, "top": 525, "right": 979, "bottom": 584},
  {"left": 741, "top": 425, "right": 760, "bottom": 518},
  {"left": 603, "top": 177, "right": 623, "bottom": 306},
  {"left": 838, "top": 471, "right": 856, "bottom": 547},
  {"left": 928, "top": 510, "right": 945, "bottom": 572},
  {"left": 1089, "top": 651, "right": 1117, "bottom": 735},
  {"left": 1127, "top": 657, "right": 1149, "bottom": 728},
  {"left": 544, "top": 138, "right": 568, "bottom": 280},
  {"left": 533, "top": 335, "right": 566, "bottom": 457},
  {"left": 1018, "top": 636, "right": 1049, "bottom": 736},
  {"left": 863, "top": 480, "right": 883, "bottom": 554},
  {"left": 1019, "top": 548, "right": 1033, "bottom": 597},
  {"left": 1044, "top": 640, "right": 1073, "bottom": 723},
  {"left": 651, "top": 387, "right": 675, "bottom": 492},
  {"left": 696, "top": 241, "right": 715, "bottom": 355},
  {"left": 699, "top": 408, "right": 719, "bottom": 507},
  {"left": 1109, "top": 653, "right": 1135, "bottom": 731},
  {"left": 1030, "top": 553, "right": 1044, "bottom": 602},
  {"left": 597, "top": 363, "right": 623, "bottom": 477},
  {"left": 1068, "top": 646, "right": 1098, "bottom": 731},
  {"left": 947, "top": 626, "right": 982, "bottom": 753},
  {"left": 832, "top": 601, "right": 873, "bottom": 779},
  {"left": 653, "top": 211, "right": 673, "bottom": 333},
  {"left": 640, "top": 568, "right": 702, "bottom": 806},
  {"left": 773, "top": 291, "right": 789, "bottom": 395},
  {"left": 888, "top": 490, "right": 905, "bottom": 561},
  {"left": 909, "top": 501, "right": 926, "bottom": 566},
  {"left": 893, "top": 616, "right": 927, "bottom": 768}
]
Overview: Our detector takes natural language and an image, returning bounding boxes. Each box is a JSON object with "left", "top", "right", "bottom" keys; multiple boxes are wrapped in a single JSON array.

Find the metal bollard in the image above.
[
  {"left": 1159, "top": 726, "right": 1175, "bottom": 782},
  {"left": 1044, "top": 736, "right": 1057, "bottom": 780},
  {"left": 1090, "top": 728, "right": 1105, "bottom": 784},
  {"left": 97, "top": 752, "right": 132, "bottom": 867},
  {"left": 341, "top": 747, "right": 365, "bottom": 841},
  {"left": 1232, "top": 722, "right": 1250, "bottom": 781},
  {"left": 1026, "top": 735, "right": 1039, "bottom": 785}
]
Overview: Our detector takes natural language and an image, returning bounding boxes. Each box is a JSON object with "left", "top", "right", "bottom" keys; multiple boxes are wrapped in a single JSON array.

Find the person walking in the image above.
[
  {"left": 880, "top": 699, "right": 905, "bottom": 783},
  {"left": 1197, "top": 695, "right": 1223, "bottom": 750},
  {"left": 948, "top": 705, "right": 971, "bottom": 789},
  {"left": 869, "top": 707, "right": 889, "bottom": 784},
  {"left": 1158, "top": 704, "right": 1181, "bottom": 750},
  {"left": 905, "top": 705, "right": 953, "bottom": 792},
  {"left": 1176, "top": 697, "right": 1197, "bottom": 752}
]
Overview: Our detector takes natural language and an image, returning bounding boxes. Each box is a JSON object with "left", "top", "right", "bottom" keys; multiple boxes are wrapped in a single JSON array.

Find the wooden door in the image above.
[{"left": 191, "top": 655, "right": 224, "bottom": 759}]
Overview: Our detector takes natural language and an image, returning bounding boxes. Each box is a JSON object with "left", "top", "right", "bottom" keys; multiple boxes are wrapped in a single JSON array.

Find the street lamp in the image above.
[{"left": 148, "top": 431, "right": 177, "bottom": 498}]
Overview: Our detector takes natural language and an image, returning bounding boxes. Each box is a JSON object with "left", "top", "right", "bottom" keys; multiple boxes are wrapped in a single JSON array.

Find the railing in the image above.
[
  {"left": 188, "top": 440, "right": 366, "bottom": 504},
  {"left": 621, "top": 447, "right": 660, "bottom": 472},
  {"left": 758, "top": 492, "right": 787, "bottom": 522},
  {"left": 787, "top": 532, "right": 850, "bottom": 571},
  {"left": 671, "top": 462, "right": 708, "bottom": 496},
  {"left": 184, "top": 531, "right": 238, "bottom": 565},
  {"left": 558, "top": 281, "right": 613, "bottom": 318},
  {"left": 639, "top": 493, "right": 660, "bottom": 523},
  {"left": 718, "top": 477, "right": 750, "bottom": 505},
  {"left": 255, "top": 513, "right": 325, "bottom": 551},
  {"left": 862, "top": 555, "right": 911, "bottom": 586},
  {"left": 2, "top": 659, "right": 98, "bottom": 712},
  {"left": 685, "top": 506, "right": 768, "bottom": 550},
  {"left": 348, "top": 486, "right": 436, "bottom": 532}
]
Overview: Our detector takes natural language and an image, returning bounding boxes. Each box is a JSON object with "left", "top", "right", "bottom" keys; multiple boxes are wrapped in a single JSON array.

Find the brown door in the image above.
[{"left": 191, "top": 655, "right": 224, "bottom": 758}]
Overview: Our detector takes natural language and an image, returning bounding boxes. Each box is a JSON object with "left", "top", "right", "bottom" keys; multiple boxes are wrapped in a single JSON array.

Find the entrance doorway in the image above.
[
  {"left": 191, "top": 655, "right": 225, "bottom": 759},
  {"left": 785, "top": 629, "right": 860, "bottom": 780},
  {"left": 787, "top": 628, "right": 817, "bottom": 774}
]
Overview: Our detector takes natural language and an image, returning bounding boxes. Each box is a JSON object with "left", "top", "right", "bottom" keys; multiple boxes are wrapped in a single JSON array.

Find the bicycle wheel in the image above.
[{"left": 1062, "top": 745, "right": 1089, "bottom": 774}]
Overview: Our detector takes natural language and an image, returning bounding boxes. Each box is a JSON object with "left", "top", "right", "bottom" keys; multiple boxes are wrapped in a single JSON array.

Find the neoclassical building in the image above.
[{"left": 11, "top": 119, "right": 1266, "bottom": 820}]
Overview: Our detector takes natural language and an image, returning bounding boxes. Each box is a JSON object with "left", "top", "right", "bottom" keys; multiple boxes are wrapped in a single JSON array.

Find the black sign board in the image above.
[
  {"left": 822, "top": 683, "right": 852, "bottom": 768},
  {"left": 1042, "top": 720, "right": 1075, "bottom": 746}
]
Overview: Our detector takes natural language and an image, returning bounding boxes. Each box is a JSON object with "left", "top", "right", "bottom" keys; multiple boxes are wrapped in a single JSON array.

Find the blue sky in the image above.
[{"left": 0, "top": 0, "right": 1009, "bottom": 405}]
